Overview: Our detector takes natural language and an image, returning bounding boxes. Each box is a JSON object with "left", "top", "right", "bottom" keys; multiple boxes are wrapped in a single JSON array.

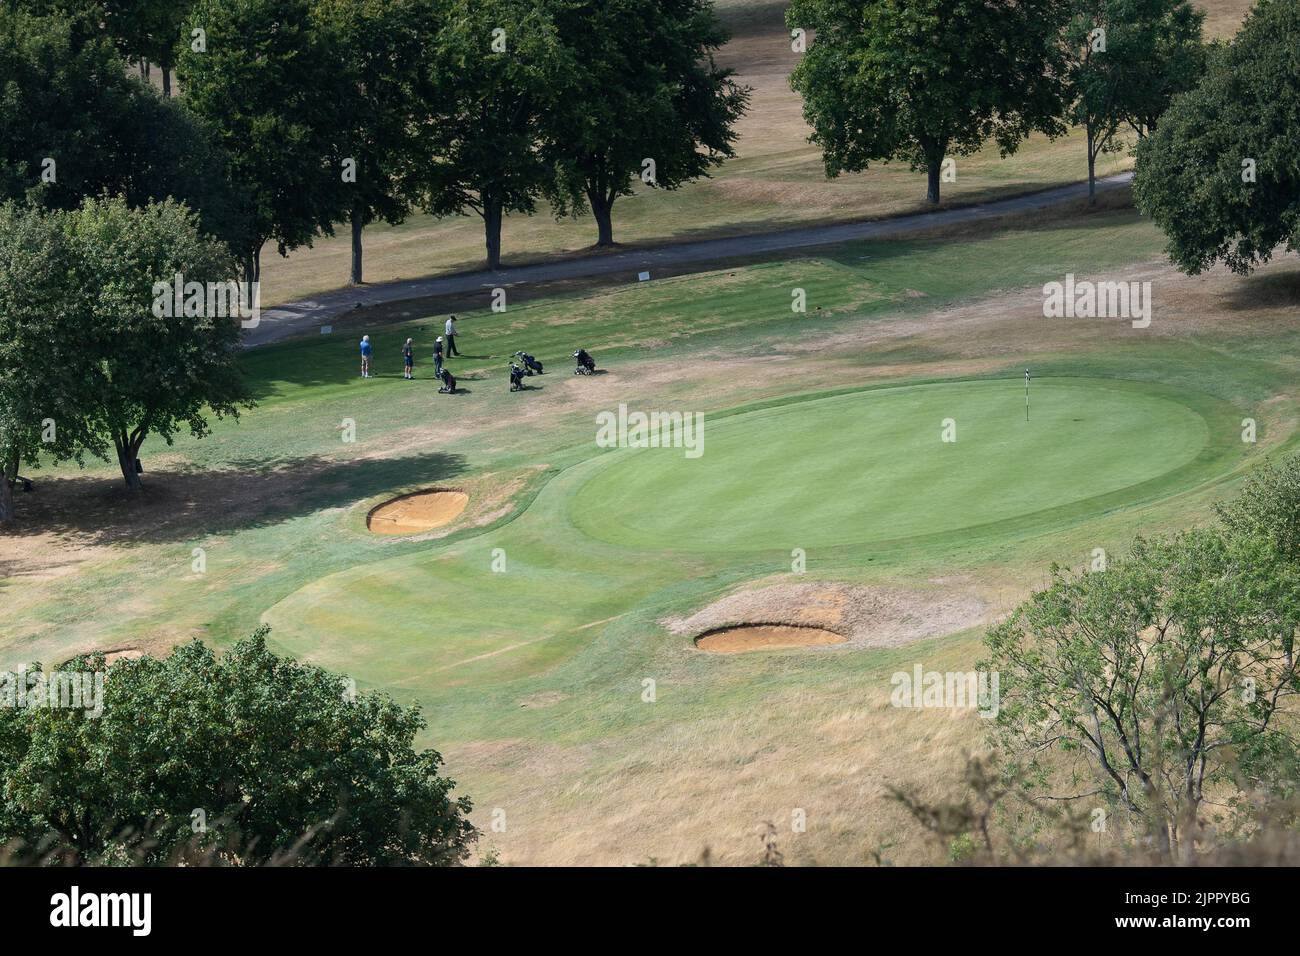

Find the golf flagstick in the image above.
[{"left": 1025, "top": 368, "right": 1031, "bottom": 422}]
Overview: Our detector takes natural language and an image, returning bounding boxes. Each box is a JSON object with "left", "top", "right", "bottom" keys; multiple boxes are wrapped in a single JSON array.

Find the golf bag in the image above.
[
  {"left": 573, "top": 349, "right": 596, "bottom": 375},
  {"left": 514, "top": 351, "right": 543, "bottom": 375},
  {"left": 438, "top": 367, "right": 457, "bottom": 394},
  {"left": 509, "top": 363, "right": 526, "bottom": 392}
]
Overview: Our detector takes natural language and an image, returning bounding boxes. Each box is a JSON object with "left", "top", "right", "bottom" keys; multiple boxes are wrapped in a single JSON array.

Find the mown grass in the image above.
[{"left": 5, "top": 204, "right": 1298, "bottom": 864}]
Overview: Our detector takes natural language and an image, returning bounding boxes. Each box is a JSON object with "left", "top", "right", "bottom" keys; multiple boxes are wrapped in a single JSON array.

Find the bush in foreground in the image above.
[{"left": 0, "top": 629, "right": 475, "bottom": 866}]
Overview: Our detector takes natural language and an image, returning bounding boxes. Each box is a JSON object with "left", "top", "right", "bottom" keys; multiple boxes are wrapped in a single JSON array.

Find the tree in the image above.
[
  {"left": 1217, "top": 452, "right": 1300, "bottom": 568},
  {"left": 0, "top": 3, "right": 139, "bottom": 208},
  {"left": 985, "top": 531, "right": 1300, "bottom": 862},
  {"left": 311, "top": 0, "right": 441, "bottom": 285},
  {"left": 1133, "top": 0, "right": 1300, "bottom": 275},
  {"left": 178, "top": 0, "right": 348, "bottom": 282},
  {"left": 102, "top": 0, "right": 197, "bottom": 96},
  {"left": 786, "top": 0, "right": 1070, "bottom": 205},
  {"left": 0, "top": 205, "right": 101, "bottom": 526},
  {"left": 66, "top": 197, "right": 252, "bottom": 490},
  {"left": 423, "top": 0, "right": 572, "bottom": 270},
  {"left": 1064, "top": 0, "right": 1206, "bottom": 204},
  {"left": 0, "top": 629, "right": 477, "bottom": 865},
  {"left": 542, "top": 0, "right": 749, "bottom": 248},
  {"left": 0, "top": 4, "right": 245, "bottom": 246}
]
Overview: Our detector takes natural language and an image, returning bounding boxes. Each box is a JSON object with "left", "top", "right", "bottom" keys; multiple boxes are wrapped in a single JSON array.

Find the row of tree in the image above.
[
  {"left": 3, "top": 0, "right": 1220, "bottom": 296},
  {"left": 3, "top": 0, "right": 749, "bottom": 283}
]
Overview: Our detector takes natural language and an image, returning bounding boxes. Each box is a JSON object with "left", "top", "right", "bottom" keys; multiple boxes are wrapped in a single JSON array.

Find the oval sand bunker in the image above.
[
  {"left": 695, "top": 624, "right": 846, "bottom": 654},
  {"left": 367, "top": 490, "right": 469, "bottom": 535}
]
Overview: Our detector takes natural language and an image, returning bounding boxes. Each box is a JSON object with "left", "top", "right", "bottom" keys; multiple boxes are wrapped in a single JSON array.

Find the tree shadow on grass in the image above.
[
  {"left": 0, "top": 450, "right": 469, "bottom": 549},
  {"left": 1217, "top": 263, "right": 1300, "bottom": 313}
]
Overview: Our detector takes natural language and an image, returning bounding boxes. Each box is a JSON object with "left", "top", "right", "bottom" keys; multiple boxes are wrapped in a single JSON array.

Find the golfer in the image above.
[
  {"left": 433, "top": 336, "right": 445, "bottom": 379},
  {"left": 402, "top": 338, "right": 414, "bottom": 380},
  {"left": 444, "top": 315, "right": 460, "bottom": 357},
  {"left": 359, "top": 335, "right": 373, "bottom": 378}
]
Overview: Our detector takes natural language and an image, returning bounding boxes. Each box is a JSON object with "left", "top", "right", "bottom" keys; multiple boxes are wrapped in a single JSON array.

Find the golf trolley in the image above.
[{"left": 513, "top": 351, "right": 544, "bottom": 375}]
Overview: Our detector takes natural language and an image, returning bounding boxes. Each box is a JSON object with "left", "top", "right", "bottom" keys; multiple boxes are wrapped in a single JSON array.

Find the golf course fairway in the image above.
[{"left": 264, "top": 377, "right": 1239, "bottom": 698}]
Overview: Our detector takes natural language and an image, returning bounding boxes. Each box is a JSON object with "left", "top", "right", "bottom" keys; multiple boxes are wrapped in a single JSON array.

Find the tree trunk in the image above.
[
  {"left": 926, "top": 157, "right": 942, "bottom": 205},
  {"left": 588, "top": 190, "right": 615, "bottom": 247},
  {"left": 350, "top": 207, "right": 364, "bottom": 285},
  {"left": 115, "top": 438, "right": 143, "bottom": 492},
  {"left": 162, "top": 63, "right": 171, "bottom": 98},
  {"left": 483, "top": 198, "right": 503, "bottom": 271},
  {"left": 0, "top": 446, "right": 17, "bottom": 526},
  {"left": 1086, "top": 121, "right": 1097, "bottom": 207},
  {"left": 244, "top": 246, "right": 261, "bottom": 285}
]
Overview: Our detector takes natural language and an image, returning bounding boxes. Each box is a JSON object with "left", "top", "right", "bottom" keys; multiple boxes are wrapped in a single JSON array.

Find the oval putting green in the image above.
[{"left": 569, "top": 379, "right": 1213, "bottom": 552}]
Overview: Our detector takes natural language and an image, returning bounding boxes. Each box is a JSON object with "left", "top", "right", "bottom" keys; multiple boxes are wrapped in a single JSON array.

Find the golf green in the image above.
[
  {"left": 263, "top": 376, "right": 1233, "bottom": 696},
  {"left": 569, "top": 379, "right": 1212, "bottom": 551}
]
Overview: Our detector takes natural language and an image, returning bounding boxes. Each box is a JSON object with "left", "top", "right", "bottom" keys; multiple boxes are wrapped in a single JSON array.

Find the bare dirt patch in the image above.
[
  {"left": 695, "top": 623, "right": 846, "bottom": 653},
  {"left": 367, "top": 489, "right": 469, "bottom": 535},
  {"left": 666, "top": 581, "right": 987, "bottom": 652}
]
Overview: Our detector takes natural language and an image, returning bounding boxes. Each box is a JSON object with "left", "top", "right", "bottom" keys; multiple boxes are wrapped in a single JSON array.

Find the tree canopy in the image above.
[
  {"left": 1133, "top": 0, "right": 1300, "bottom": 275},
  {"left": 422, "top": 0, "right": 573, "bottom": 270},
  {"left": 65, "top": 196, "right": 251, "bottom": 490},
  {"left": 984, "top": 462, "right": 1300, "bottom": 861},
  {"left": 542, "top": 0, "right": 749, "bottom": 247},
  {"left": 311, "top": 0, "right": 443, "bottom": 285},
  {"left": 0, "top": 629, "right": 476, "bottom": 865},
  {"left": 178, "top": 0, "right": 348, "bottom": 281},
  {"left": 787, "top": 0, "right": 1071, "bottom": 204},
  {"left": 0, "top": 204, "right": 98, "bottom": 525},
  {"left": 1063, "top": 0, "right": 1206, "bottom": 202}
]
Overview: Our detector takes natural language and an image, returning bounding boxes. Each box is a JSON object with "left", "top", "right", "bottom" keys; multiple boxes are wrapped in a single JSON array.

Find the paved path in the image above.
[{"left": 245, "top": 172, "right": 1134, "bottom": 347}]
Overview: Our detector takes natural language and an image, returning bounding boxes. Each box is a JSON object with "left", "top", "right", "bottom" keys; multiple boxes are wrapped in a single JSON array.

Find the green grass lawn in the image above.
[{"left": 571, "top": 379, "right": 1226, "bottom": 551}]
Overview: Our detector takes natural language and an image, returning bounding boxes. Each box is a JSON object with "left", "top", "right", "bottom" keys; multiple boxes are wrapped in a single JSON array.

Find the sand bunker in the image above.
[
  {"left": 367, "top": 489, "right": 469, "bottom": 535},
  {"left": 668, "top": 581, "right": 987, "bottom": 654},
  {"left": 695, "top": 624, "right": 846, "bottom": 653}
]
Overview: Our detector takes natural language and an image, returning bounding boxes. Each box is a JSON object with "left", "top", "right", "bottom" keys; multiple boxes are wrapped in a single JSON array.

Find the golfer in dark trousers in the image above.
[
  {"left": 433, "top": 336, "right": 445, "bottom": 379},
  {"left": 444, "top": 315, "right": 460, "bottom": 357}
]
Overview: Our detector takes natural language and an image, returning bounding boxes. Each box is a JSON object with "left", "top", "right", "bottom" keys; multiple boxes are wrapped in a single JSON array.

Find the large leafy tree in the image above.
[
  {"left": 542, "top": 0, "right": 749, "bottom": 248},
  {"left": 787, "top": 0, "right": 1071, "bottom": 204},
  {"left": 1064, "top": 0, "right": 1206, "bottom": 204},
  {"left": 311, "top": 0, "right": 442, "bottom": 285},
  {"left": 1133, "top": 0, "right": 1300, "bottom": 275},
  {"left": 0, "top": 205, "right": 100, "bottom": 526},
  {"left": 0, "top": 4, "right": 244, "bottom": 248},
  {"left": 66, "top": 196, "right": 251, "bottom": 490},
  {"left": 179, "top": 0, "right": 348, "bottom": 282},
  {"left": 0, "top": 4, "right": 139, "bottom": 207},
  {"left": 0, "top": 629, "right": 477, "bottom": 865},
  {"left": 423, "top": 0, "right": 572, "bottom": 270},
  {"left": 985, "top": 530, "right": 1300, "bottom": 862}
]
